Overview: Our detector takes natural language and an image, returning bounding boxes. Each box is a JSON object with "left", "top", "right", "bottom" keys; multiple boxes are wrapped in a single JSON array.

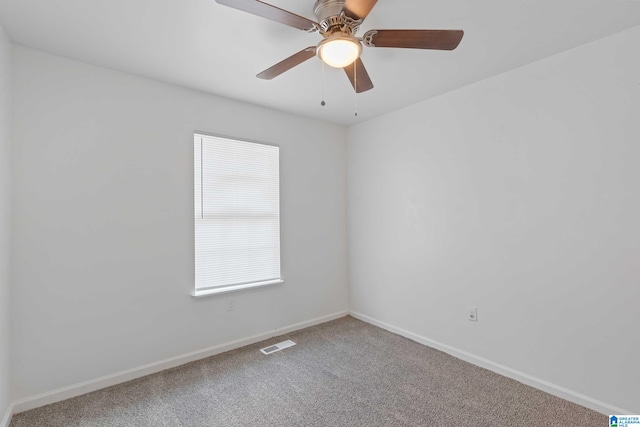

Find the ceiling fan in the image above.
[{"left": 215, "top": 0, "right": 464, "bottom": 93}]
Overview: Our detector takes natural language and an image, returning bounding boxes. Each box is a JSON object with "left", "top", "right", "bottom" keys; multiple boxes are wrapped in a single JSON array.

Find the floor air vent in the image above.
[{"left": 260, "top": 340, "right": 296, "bottom": 355}]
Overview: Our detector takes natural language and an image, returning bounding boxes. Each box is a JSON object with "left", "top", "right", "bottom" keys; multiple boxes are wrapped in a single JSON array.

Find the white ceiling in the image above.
[{"left": 1, "top": 0, "right": 640, "bottom": 126}]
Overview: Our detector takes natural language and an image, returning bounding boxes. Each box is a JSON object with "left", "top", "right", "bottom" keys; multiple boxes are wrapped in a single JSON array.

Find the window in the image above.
[{"left": 193, "top": 133, "right": 282, "bottom": 296}]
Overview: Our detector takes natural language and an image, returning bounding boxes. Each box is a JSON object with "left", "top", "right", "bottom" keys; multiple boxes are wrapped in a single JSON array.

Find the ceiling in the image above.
[{"left": 1, "top": 0, "right": 640, "bottom": 126}]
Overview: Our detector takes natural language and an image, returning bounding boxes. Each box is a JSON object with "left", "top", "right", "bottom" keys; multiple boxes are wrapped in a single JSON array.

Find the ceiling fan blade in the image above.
[
  {"left": 344, "top": 58, "right": 374, "bottom": 93},
  {"left": 257, "top": 47, "right": 317, "bottom": 80},
  {"left": 215, "top": 0, "right": 318, "bottom": 31},
  {"left": 362, "top": 29, "right": 464, "bottom": 50},
  {"left": 343, "top": 0, "right": 378, "bottom": 20}
]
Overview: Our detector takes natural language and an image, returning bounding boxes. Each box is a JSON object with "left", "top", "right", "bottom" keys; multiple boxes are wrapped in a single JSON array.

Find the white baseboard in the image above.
[
  {"left": 0, "top": 404, "right": 12, "bottom": 427},
  {"left": 12, "top": 309, "right": 632, "bottom": 417},
  {"left": 349, "top": 310, "right": 633, "bottom": 416},
  {"left": 12, "top": 310, "right": 348, "bottom": 414}
]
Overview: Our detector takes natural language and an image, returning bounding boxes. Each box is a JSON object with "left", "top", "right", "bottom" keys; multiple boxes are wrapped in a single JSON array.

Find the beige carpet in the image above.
[{"left": 11, "top": 316, "right": 605, "bottom": 426}]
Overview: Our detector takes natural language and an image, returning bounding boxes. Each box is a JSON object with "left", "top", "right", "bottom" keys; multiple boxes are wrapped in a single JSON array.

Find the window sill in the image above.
[{"left": 191, "top": 279, "right": 284, "bottom": 298}]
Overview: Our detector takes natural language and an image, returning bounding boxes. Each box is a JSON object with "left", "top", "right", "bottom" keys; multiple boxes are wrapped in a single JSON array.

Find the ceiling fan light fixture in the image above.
[
  {"left": 318, "top": 35, "right": 362, "bottom": 68},
  {"left": 214, "top": 0, "right": 463, "bottom": 95}
]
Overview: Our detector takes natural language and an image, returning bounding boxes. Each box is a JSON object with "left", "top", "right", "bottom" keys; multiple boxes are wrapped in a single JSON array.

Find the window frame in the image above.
[{"left": 191, "top": 131, "right": 284, "bottom": 298}]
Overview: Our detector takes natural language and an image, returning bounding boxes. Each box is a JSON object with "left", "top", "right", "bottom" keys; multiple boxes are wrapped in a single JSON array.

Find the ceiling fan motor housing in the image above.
[
  {"left": 313, "top": 0, "right": 345, "bottom": 22},
  {"left": 313, "top": 0, "right": 361, "bottom": 36}
]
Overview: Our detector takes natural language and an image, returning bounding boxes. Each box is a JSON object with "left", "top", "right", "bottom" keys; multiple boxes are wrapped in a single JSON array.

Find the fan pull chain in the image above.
[
  {"left": 320, "top": 60, "right": 326, "bottom": 107},
  {"left": 354, "top": 62, "right": 358, "bottom": 117}
]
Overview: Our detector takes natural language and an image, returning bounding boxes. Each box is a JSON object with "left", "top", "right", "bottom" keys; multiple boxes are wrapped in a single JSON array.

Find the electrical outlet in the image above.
[
  {"left": 227, "top": 300, "right": 235, "bottom": 312},
  {"left": 468, "top": 306, "right": 478, "bottom": 322}
]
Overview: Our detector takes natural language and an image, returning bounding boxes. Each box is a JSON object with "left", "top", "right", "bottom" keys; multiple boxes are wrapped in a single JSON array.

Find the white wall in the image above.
[
  {"left": 0, "top": 23, "right": 12, "bottom": 424},
  {"left": 11, "top": 46, "right": 348, "bottom": 400},
  {"left": 348, "top": 25, "right": 640, "bottom": 413}
]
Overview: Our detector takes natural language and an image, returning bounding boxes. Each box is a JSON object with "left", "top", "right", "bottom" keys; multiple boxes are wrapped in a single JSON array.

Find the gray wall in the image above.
[
  {"left": 348, "top": 26, "right": 640, "bottom": 413},
  {"left": 0, "top": 22, "right": 12, "bottom": 425},
  {"left": 10, "top": 46, "right": 349, "bottom": 400}
]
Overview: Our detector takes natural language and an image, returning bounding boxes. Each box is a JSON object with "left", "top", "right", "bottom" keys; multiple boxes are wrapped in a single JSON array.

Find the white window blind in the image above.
[{"left": 194, "top": 134, "right": 281, "bottom": 293}]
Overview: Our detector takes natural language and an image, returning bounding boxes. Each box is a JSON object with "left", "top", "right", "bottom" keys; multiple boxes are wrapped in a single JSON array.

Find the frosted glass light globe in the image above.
[{"left": 318, "top": 37, "right": 361, "bottom": 68}]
